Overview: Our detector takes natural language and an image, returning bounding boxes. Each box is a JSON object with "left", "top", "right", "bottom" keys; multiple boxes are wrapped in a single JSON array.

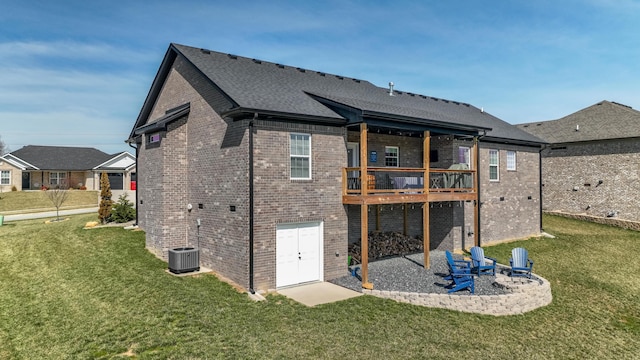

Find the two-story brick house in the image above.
[
  {"left": 128, "top": 43, "right": 544, "bottom": 292},
  {"left": 518, "top": 100, "right": 640, "bottom": 225}
]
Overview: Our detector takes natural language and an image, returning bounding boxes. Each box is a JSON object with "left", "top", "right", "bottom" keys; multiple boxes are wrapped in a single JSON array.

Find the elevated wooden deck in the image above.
[{"left": 342, "top": 167, "right": 477, "bottom": 205}]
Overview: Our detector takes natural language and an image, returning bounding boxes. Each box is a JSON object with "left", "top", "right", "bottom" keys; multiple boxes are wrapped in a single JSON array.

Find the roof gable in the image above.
[
  {"left": 517, "top": 101, "right": 640, "bottom": 144},
  {"left": 0, "top": 153, "right": 34, "bottom": 170},
  {"left": 93, "top": 151, "right": 136, "bottom": 170},
  {"left": 9, "top": 145, "right": 114, "bottom": 171}
]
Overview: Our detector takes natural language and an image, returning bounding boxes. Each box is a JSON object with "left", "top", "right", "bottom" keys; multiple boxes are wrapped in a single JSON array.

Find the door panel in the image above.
[
  {"left": 276, "top": 222, "right": 322, "bottom": 288},
  {"left": 22, "top": 172, "right": 30, "bottom": 189},
  {"left": 297, "top": 223, "right": 321, "bottom": 283},
  {"left": 276, "top": 225, "right": 299, "bottom": 288},
  {"left": 107, "top": 173, "right": 124, "bottom": 190}
]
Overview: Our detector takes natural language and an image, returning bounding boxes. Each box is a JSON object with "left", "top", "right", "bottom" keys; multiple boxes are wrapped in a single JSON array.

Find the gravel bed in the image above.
[{"left": 330, "top": 251, "right": 511, "bottom": 296}]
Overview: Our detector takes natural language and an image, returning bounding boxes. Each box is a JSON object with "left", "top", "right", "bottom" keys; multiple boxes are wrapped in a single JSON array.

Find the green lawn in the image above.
[
  {"left": 0, "top": 214, "right": 638, "bottom": 359},
  {"left": 0, "top": 190, "right": 99, "bottom": 214}
]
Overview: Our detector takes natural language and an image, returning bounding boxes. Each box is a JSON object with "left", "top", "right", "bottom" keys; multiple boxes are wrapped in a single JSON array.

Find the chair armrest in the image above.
[{"left": 485, "top": 256, "right": 497, "bottom": 265}]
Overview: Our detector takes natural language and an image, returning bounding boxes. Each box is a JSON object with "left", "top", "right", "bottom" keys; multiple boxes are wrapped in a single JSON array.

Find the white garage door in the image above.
[{"left": 276, "top": 222, "right": 323, "bottom": 288}]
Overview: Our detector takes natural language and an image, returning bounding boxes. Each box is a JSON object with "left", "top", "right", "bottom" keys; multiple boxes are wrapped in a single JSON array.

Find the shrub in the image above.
[
  {"left": 110, "top": 193, "right": 136, "bottom": 223},
  {"left": 98, "top": 172, "right": 112, "bottom": 224},
  {"left": 11, "top": 185, "right": 17, "bottom": 191}
]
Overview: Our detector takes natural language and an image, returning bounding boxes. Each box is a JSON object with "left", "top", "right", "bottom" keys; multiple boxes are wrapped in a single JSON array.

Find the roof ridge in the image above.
[{"left": 172, "top": 43, "right": 368, "bottom": 87}]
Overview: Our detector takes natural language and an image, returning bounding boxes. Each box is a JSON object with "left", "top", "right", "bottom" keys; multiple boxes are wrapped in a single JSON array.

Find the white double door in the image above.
[{"left": 276, "top": 222, "right": 323, "bottom": 288}]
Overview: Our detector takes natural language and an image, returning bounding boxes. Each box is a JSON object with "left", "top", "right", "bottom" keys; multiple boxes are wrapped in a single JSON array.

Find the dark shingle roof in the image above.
[
  {"left": 9, "top": 145, "right": 113, "bottom": 171},
  {"left": 134, "top": 43, "right": 544, "bottom": 145},
  {"left": 517, "top": 101, "right": 640, "bottom": 144}
]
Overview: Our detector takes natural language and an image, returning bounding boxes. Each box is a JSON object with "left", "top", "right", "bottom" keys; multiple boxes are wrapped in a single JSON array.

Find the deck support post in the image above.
[
  {"left": 423, "top": 131, "right": 430, "bottom": 268},
  {"left": 360, "top": 123, "right": 373, "bottom": 289},
  {"left": 403, "top": 203, "right": 408, "bottom": 235},
  {"left": 472, "top": 136, "right": 480, "bottom": 247}
]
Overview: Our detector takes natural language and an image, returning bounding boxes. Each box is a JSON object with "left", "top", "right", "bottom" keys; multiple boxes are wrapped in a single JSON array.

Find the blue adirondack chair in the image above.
[
  {"left": 510, "top": 247, "right": 534, "bottom": 278},
  {"left": 444, "top": 251, "right": 475, "bottom": 293},
  {"left": 470, "top": 246, "right": 497, "bottom": 276},
  {"left": 445, "top": 250, "right": 472, "bottom": 274}
]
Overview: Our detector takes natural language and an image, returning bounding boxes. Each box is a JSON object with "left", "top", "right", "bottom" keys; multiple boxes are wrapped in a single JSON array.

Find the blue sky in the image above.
[{"left": 1, "top": 0, "right": 639, "bottom": 154}]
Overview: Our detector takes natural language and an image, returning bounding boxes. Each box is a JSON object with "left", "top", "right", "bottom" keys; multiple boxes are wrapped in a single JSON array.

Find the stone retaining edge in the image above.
[
  {"left": 545, "top": 211, "right": 640, "bottom": 231},
  {"left": 363, "top": 274, "right": 552, "bottom": 316}
]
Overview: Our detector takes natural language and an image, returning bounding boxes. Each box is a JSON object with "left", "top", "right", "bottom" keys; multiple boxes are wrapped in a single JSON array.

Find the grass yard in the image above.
[
  {"left": 0, "top": 214, "right": 638, "bottom": 359},
  {"left": 0, "top": 190, "right": 99, "bottom": 214}
]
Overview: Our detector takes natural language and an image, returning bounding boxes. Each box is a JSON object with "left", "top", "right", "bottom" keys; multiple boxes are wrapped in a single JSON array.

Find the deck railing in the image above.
[{"left": 342, "top": 167, "right": 475, "bottom": 196}]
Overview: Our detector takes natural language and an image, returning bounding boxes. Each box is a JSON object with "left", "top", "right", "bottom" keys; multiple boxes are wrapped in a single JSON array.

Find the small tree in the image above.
[
  {"left": 98, "top": 172, "right": 113, "bottom": 224},
  {"left": 45, "top": 181, "right": 70, "bottom": 221},
  {"left": 0, "top": 135, "right": 7, "bottom": 156},
  {"left": 110, "top": 193, "right": 135, "bottom": 223}
]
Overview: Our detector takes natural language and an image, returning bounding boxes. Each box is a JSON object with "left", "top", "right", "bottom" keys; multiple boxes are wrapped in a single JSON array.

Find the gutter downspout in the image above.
[
  {"left": 248, "top": 116, "right": 256, "bottom": 294},
  {"left": 539, "top": 145, "right": 545, "bottom": 233},
  {"left": 128, "top": 141, "right": 139, "bottom": 226},
  {"left": 476, "top": 130, "right": 487, "bottom": 247}
]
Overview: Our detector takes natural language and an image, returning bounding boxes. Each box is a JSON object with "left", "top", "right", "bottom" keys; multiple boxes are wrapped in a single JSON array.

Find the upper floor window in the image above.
[
  {"left": 290, "top": 133, "right": 311, "bottom": 179},
  {"left": 458, "top": 146, "right": 471, "bottom": 168},
  {"left": 506, "top": 151, "right": 516, "bottom": 171},
  {"left": 148, "top": 133, "right": 161, "bottom": 144},
  {"left": 385, "top": 146, "right": 399, "bottom": 167},
  {"left": 0, "top": 170, "right": 10, "bottom": 185},
  {"left": 50, "top": 172, "right": 67, "bottom": 187},
  {"left": 489, "top": 150, "right": 499, "bottom": 181}
]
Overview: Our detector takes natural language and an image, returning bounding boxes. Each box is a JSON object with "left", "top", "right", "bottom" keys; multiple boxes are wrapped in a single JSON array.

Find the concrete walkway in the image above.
[
  {"left": 277, "top": 282, "right": 362, "bottom": 307},
  {"left": 2, "top": 207, "right": 98, "bottom": 222}
]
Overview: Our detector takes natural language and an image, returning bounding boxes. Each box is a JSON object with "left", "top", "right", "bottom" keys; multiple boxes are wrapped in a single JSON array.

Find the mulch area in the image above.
[{"left": 331, "top": 251, "right": 510, "bottom": 296}]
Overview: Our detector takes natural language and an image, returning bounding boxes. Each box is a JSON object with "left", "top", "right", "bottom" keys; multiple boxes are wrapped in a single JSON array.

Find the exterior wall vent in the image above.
[{"left": 168, "top": 247, "right": 200, "bottom": 274}]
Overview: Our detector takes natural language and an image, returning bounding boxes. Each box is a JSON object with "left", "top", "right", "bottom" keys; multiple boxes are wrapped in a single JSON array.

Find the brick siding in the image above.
[
  {"left": 252, "top": 120, "right": 347, "bottom": 289},
  {"left": 138, "top": 56, "right": 250, "bottom": 288},
  {"left": 479, "top": 143, "right": 541, "bottom": 243},
  {"left": 0, "top": 162, "right": 21, "bottom": 191},
  {"left": 541, "top": 138, "right": 640, "bottom": 222}
]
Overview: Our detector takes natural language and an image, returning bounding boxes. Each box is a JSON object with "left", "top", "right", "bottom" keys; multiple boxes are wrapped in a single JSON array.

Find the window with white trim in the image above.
[
  {"left": 506, "top": 151, "right": 516, "bottom": 171},
  {"left": 385, "top": 146, "right": 399, "bottom": 167},
  {"left": 458, "top": 146, "right": 471, "bottom": 168},
  {"left": 290, "top": 133, "right": 311, "bottom": 179},
  {"left": 489, "top": 150, "right": 499, "bottom": 181},
  {"left": 0, "top": 170, "right": 10, "bottom": 185},
  {"left": 50, "top": 172, "right": 67, "bottom": 186}
]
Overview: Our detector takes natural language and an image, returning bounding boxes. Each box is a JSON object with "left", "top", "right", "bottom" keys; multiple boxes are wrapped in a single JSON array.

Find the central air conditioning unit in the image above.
[{"left": 168, "top": 247, "right": 200, "bottom": 274}]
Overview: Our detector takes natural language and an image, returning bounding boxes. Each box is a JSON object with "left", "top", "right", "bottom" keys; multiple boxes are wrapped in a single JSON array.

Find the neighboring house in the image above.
[
  {"left": 518, "top": 100, "right": 640, "bottom": 223},
  {"left": 0, "top": 146, "right": 136, "bottom": 198},
  {"left": 128, "top": 43, "right": 545, "bottom": 292}
]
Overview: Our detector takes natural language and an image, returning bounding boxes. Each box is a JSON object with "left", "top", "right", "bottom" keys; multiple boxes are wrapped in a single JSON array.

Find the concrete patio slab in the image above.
[
  {"left": 165, "top": 266, "right": 212, "bottom": 277},
  {"left": 277, "top": 282, "right": 362, "bottom": 307}
]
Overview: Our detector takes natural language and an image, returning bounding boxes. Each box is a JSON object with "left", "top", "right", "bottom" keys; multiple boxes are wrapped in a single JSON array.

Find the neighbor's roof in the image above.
[
  {"left": 9, "top": 145, "right": 115, "bottom": 171},
  {"left": 132, "top": 43, "right": 544, "bottom": 145},
  {"left": 517, "top": 101, "right": 640, "bottom": 144}
]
